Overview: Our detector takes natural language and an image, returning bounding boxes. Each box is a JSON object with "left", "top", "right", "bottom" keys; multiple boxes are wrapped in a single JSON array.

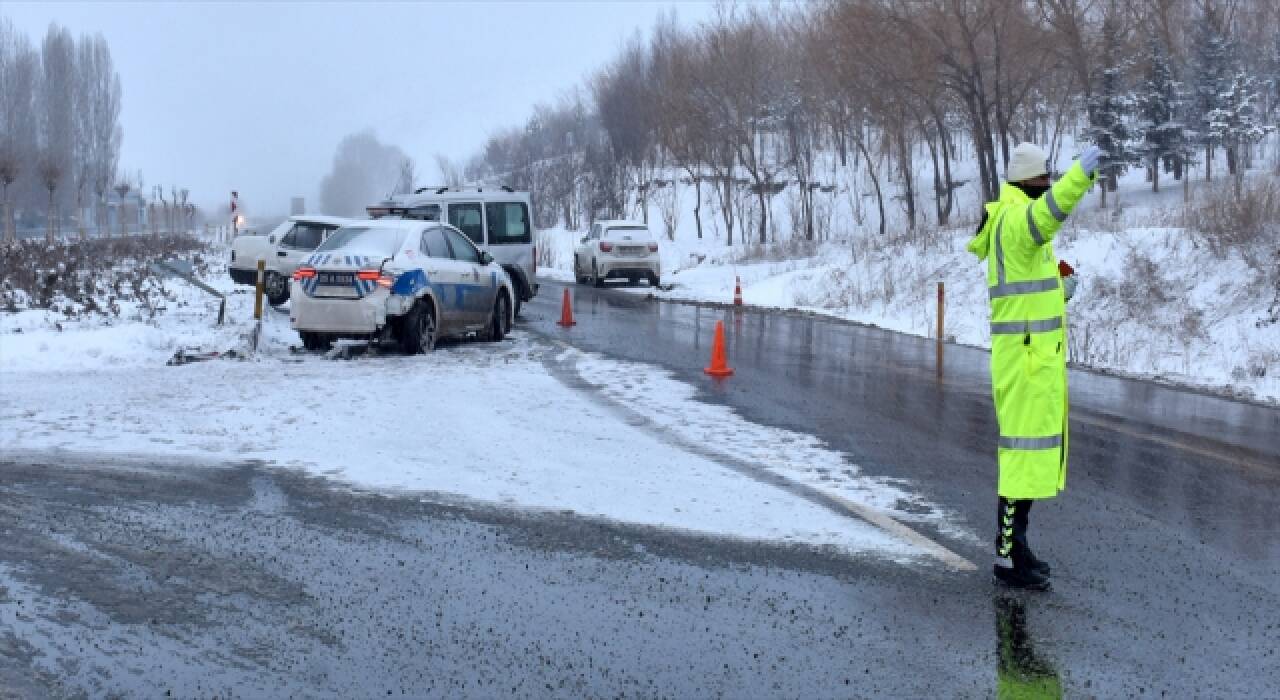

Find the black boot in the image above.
[
  {"left": 994, "top": 498, "right": 1050, "bottom": 591},
  {"left": 1012, "top": 500, "right": 1050, "bottom": 577}
]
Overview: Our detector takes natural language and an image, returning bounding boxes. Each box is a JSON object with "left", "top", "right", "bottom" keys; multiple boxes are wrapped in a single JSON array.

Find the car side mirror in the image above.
[{"left": 479, "top": 251, "right": 494, "bottom": 265}]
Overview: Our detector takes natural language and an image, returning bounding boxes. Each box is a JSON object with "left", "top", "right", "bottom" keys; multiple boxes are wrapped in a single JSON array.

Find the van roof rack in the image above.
[{"left": 410, "top": 185, "right": 517, "bottom": 195}]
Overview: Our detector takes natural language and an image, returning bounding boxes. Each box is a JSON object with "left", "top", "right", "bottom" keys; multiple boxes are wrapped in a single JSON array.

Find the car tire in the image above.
[
  {"left": 574, "top": 257, "right": 587, "bottom": 285},
  {"left": 265, "top": 272, "right": 290, "bottom": 306},
  {"left": 398, "top": 299, "right": 436, "bottom": 355},
  {"left": 301, "top": 332, "right": 332, "bottom": 352},
  {"left": 649, "top": 273, "right": 661, "bottom": 288},
  {"left": 485, "top": 292, "right": 510, "bottom": 342},
  {"left": 592, "top": 261, "right": 604, "bottom": 288}
]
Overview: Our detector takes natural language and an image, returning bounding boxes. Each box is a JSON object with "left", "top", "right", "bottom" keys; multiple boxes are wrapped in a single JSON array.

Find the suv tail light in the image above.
[
  {"left": 293, "top": 266, "right": 316, "bottom": 280},
  {"left": 599, "top": 241, "right": 614, "bottom": 253},
  {"left": 648, "top": 242, "right": 659, "bottom": 252}
]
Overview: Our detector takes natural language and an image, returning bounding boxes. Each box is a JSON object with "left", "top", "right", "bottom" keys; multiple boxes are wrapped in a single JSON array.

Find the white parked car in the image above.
[
  {"left": 229, "top": 215, "right": 354, "bottom": 305},
  {"left": 369, "top": 187, "right": 537, "bottom": 316},
  {"left": 289, "top": 220, "right": 514, "bottom": 353},
  {"left": 573, "top": 220, "right": 661, "bottom": 287}
]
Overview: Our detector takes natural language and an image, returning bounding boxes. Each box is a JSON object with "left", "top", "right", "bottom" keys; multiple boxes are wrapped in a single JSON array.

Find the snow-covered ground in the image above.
[
  {"left": 0, "top": 247, "right": 976, "bottom": 567},
  {"left": 537, "top": 144, "right": 1280, "bottom": 405}
]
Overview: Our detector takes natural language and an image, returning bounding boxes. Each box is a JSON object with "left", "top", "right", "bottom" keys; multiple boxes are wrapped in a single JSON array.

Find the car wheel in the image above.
[
  {"left": 592, "top": 261, "right": 604, "bottom": 288},
  {"left": 574, "top": 256, "right": 588, "bottom": 285},
  {"left": 485, "top": 292, "right": 510, "bottom": 342},
  {"left": 265, "top": 272, "right": 290, "bottom": 306},
  {"left": 398, "top": 300, "right": 436, "bottom": 355},
  {"left": 301, "top": 332, "right": 332, "bottom": 352},
  {"left": 649, "top": 273, "right": 661, "bottom": 288}
]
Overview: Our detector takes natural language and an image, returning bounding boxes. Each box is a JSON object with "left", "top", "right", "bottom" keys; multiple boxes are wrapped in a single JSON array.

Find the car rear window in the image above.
[
  {"left": 485, "top": 202, "right": 532, "bottom": 244},
  {"left": 604, "top": 226, "right": 651, "bottom": 240},
  {"left": 315, "top": 226, "right": 406, "bottom": 257}
]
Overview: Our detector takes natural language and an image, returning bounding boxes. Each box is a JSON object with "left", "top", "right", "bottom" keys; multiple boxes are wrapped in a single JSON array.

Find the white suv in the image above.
[
  {"left": 369, "top": 187, "right": 538, "bottom": 316},
  {"left": 574, "top": 220, "right": 660, "bottom": 287}
]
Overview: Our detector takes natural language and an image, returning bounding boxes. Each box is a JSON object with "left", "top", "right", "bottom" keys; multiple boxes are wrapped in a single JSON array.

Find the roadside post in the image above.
[
  {"left": 936, "top": 281, "right": 945, "bottom": 378},
  {"left": 252, "top": 259, "right": 266, "bottom": 352}
]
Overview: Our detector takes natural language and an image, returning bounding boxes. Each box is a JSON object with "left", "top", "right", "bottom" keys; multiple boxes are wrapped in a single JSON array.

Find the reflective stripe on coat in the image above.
[{"left": 967, "top": 161, "right": 1094, "bottom": 499}]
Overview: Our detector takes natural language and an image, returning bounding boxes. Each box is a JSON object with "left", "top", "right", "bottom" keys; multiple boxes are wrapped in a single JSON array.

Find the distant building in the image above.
[{"left": 291, "top": 197, "right": 305, "bottom": 216}]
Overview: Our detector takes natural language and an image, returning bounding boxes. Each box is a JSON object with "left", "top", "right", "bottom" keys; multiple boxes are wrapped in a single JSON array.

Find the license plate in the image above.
[
  {"left": 314, "top": 286, "right": 358, "bottom": 298},
  {"left": 316, "top": 272, "right": 353, "bottom": 286},
  {"left": 619, "top": 246, "right": 645, "bottom": 255}
]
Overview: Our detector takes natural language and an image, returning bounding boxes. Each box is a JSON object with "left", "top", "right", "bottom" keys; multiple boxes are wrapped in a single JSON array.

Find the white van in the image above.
[{"left": 368, "top": 187, "right": 538, "bottom": 316}]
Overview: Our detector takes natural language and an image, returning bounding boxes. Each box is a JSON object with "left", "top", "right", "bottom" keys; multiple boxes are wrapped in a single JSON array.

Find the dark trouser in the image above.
[{"left": 996, "top": 497, "right": 1033, "bottom": 562}]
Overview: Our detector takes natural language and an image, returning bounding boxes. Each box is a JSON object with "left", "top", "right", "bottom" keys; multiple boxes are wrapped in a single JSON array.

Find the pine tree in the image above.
[
  {"left": 1084, "top": 10, "right": 1137, "bottom": 205},
  {"left": 1135, "top": 37, "right": 1191, "bottom": 193},
  {"left": 1207, "top": 70, "right": 1270, "bottom": 187},
  {"left": 1189, "top": 9, "right": 1234, "bottom": 181}
]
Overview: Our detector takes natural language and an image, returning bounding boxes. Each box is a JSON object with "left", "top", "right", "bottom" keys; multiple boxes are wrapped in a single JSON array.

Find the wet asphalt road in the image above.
[{"left": 1, "top": 280, "right": 1277, "bottom": 697}]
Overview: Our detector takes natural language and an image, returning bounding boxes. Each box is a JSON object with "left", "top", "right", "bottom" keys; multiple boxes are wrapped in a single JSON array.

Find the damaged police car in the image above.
[{"left": 289, "top": 220, "right": 514, "bottom": 353}]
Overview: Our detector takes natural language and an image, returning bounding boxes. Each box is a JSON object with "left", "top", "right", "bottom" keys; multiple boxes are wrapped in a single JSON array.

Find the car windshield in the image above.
[{"left": 314, "top": 226, "right": 406, "bottom": 257}]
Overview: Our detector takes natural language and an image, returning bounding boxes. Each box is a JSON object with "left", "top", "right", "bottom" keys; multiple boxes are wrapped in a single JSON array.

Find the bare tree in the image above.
[
  {"left": 434, "top": 154, "right": 465, "bottom": 188},
  {"left": 37, "top": 25, "right": 76, "bottom": 243},
  {"left": 0, "top": 20, "right": 38, "bottom": 243},
  {"left": 395, "top": 157, "right": 415, "bottom": 195},
  {"left": 114, "top": 175, "right": 130, "bottom": 237},
  {"left": 319, "top": 130, "right": 412, "bottom": 216}
]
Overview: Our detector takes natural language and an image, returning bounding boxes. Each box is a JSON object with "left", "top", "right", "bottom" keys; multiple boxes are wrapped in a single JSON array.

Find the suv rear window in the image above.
[
  {"left": 316, "top": 227, "right": 405, "bottom": 257},
  {"left": 486, "top": 202, "right": 532, "bottom": 244}
]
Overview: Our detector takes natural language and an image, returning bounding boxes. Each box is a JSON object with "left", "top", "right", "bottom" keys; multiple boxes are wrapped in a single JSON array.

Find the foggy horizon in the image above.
[{"left": 3, "top": 1, "right": 716, "bottom": 218}]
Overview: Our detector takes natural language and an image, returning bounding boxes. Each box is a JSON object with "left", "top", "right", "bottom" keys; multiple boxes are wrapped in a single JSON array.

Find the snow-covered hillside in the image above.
[{"left": 538, "top": 142, "right": 1280, "bottom": 405}]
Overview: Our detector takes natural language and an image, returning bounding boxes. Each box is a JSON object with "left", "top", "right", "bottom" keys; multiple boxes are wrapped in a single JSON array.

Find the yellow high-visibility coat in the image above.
[{"left": 967, "top": 162, "right": 1094, "bottom": 499}]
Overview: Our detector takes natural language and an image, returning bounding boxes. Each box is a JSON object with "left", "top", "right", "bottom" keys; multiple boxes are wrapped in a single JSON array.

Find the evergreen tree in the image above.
[
  {"left": 1189, "top": 9, "right": 1234, "bottom": 180},
  {"left": 1135, "top": 37, "right": 1191, "bottom": 192},
  {"left": 1207, "top": 70, "right": 1270, "bottom": 182},
  {"left": 1084, "top": 10, "right": 1137, "bottom": 203}
]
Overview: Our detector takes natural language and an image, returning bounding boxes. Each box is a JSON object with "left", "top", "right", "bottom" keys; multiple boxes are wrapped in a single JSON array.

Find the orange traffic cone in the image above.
[
  {"left": 557, "top": 288, "right": 576, "bottom": 327},
  {"left": 733, "top": 276, "right": 743, "bottom": 306},
  {"left": 703, "top": 320, "right": 734, "bottom": 377}
]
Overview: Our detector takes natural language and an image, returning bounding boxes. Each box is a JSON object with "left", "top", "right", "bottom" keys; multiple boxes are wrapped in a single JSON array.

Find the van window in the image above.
[
  {"left": 486, "top": 202, "right": 532, "bottom": 244},
  {"left": 448, "top": 203, "right": 484, "bottom": 244}
]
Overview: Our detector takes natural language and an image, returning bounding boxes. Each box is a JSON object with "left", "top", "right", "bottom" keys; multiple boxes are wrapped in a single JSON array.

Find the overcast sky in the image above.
[{"left": 4, "top": 1, "right": 716, "bottom": 216}]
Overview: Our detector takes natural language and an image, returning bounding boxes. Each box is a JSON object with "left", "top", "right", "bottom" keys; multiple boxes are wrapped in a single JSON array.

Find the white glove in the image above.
[
  {"left": 1079, "top": 145, "right": 1102, "bottom": 176},
  {"left": 1063, "top": 275, "right": 1078, "bottom": 301}
]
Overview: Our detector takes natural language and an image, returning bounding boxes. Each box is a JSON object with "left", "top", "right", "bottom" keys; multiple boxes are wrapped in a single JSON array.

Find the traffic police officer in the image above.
[{"left": 968, "top": 142, "right": 1100, "bottom": 589}]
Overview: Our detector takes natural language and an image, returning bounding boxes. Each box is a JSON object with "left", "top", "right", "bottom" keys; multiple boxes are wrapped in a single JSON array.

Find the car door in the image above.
[
  {"left": 276, "top": 222, "right": 326, "bottom": 277},
  {"left": 419, "top": 225, "right": 464, "bottom": 335},
  {"left": 576, "top": 224, "right": 600, "bottom": 274},
  {"left": 442, "top": 227, "right": 495, "bottom": 326}
]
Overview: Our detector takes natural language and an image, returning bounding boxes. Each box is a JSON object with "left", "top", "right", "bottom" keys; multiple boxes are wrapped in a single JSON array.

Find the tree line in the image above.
[
  {"left": 460, "top": 0, "right": 1279, "bottom": 244},
  {"left": 1, "top": 18, "right": 123, "bottom": 243}
]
